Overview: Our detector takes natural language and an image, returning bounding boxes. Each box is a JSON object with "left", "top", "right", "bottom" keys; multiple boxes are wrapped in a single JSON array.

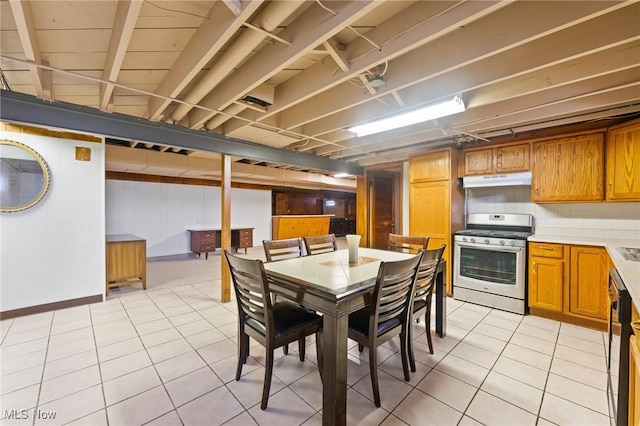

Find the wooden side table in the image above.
[{"left": 106, "top": 234, "right": 146, "bottom": 294}]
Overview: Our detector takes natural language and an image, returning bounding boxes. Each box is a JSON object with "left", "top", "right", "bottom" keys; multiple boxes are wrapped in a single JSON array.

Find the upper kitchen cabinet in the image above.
[
  {"left": 462, "top": 143, "right": 530, "bottom": 176},
  {"left": 409, "top": 149, "right": 452, "bottom": 182},
  {"left": 606, "top": 120, "right": 640, "bottom": 201},
  {"left": 532, "top": 132, "right": 604, "bottom": 203}
]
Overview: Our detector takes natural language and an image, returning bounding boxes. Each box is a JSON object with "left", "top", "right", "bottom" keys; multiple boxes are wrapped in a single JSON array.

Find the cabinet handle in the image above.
[
  {"left": 608, "top": 182, "right": 612, "bottom": 193},
  {"left": 537, "top": 245, "right": 553, "bottom": 250},
  {"left": 532, "top": 262, "right": 536, "bottom": 274}
]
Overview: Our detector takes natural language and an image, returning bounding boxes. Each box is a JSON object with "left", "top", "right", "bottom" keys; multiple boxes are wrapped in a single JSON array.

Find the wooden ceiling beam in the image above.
[
  {"left": 147, "top": 0, "right": 264, "bottom": 121},
  {"left": 186, "top": 0, "right": 382, "bottom": 129},
  {"left": 8, "top": 0, "right": 44, "bottom": 97},
  {"left": 100, "top": 0, "right": 143, "bottom": 111},
  {"left": 279, "top": 1, "right": 635, "bottom": 134}
]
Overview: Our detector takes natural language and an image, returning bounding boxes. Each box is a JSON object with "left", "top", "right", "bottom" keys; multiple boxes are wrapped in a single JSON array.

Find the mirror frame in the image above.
[{"left": 0, "top": 139, "right": 51, "bottom": 213}]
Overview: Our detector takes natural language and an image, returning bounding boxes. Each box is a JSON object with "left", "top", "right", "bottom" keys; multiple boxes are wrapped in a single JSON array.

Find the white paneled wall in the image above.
[
  {"left": 106, "top": 180, "right": 271, "bottom": 257},
  {"left": 0, "top": 130, "right": 105, "bottom": 311},
  {"left": 467, "top": 186, "right": 640, "bottom": 237}
]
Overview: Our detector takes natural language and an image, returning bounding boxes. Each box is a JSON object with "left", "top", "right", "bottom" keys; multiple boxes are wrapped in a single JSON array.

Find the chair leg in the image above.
[
  {"left": 425, "top": 313, "right": 434, "bottom": 354},
  {"left": 400, "top": 332, "right": 411, "bottom": 381},
  {"left": 368, "top": 345, "right": 381, "bottom": 407},
  {"left": 283, "top": 344, "right": 289, "bottom": 355},
  {"left": 298, "top": 336, "right": 306, "bottom": 361},
  {"left": 358, "top": 344, "right": 364, "bottom": 352},
  {"left": 261, "top": 348, "right": 274, "bottom": 410},
  {"left": 236, "top": 330, "right": 248, "bottom": 380},
  {"left": 408, "top": 321, "right": 416, "bottom": 373}
]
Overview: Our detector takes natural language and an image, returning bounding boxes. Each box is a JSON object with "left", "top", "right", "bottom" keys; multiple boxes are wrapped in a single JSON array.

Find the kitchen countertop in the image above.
[{"left": 529, "top": 233, "right": 640, "bottom": 311}]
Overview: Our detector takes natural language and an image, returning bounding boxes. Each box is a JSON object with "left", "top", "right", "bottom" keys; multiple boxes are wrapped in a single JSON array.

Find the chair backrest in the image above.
[
  {"left": 414, "top": 245, "right": 446, "bottom": 299},
  {"left": 303, "top": 234, "right": 337, "bottom": 255},
  {"left": 388, "top": 234, "right": 429, "bottom": 254},
  {"left": 370, "top": 252, "right": 424, "bottom": 334},
  {"left": 223, "top": 250, "right": 273, "bottom": 333},
  {"left": 262, "top": 237, "right": 304, "bottom": 262}
]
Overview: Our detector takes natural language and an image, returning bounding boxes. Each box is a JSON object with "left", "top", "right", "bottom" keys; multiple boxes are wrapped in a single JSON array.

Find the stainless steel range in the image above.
[{"left": 453, "top": 213, "right": 534, "bottom": 315}]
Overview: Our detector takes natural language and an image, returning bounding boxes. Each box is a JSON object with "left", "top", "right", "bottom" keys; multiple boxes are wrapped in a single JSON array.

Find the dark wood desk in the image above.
[
  {"left": 263, "top": 248, "right": 446, "bottom": 426},
  {"left": 188, "top": 228, "right": 253, "bottom": 259}
]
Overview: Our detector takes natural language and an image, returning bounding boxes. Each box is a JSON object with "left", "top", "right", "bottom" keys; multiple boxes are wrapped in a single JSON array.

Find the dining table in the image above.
[{"left": 263, "top": 247, "right": 446, "bottom": 426}]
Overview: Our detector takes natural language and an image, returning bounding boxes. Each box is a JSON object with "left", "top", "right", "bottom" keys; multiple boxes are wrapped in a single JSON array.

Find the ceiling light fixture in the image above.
[
  {"left": 333, "top": 173, "right": 350, "bottom": 178},
  {"left": 348, "top": 95, "right": 465, "bottom": 137}
]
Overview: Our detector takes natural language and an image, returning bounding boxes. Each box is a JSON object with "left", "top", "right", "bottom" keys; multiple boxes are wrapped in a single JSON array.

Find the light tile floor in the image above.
[{"left": 0, "top": 242, "right": 616, "bottom": 425}]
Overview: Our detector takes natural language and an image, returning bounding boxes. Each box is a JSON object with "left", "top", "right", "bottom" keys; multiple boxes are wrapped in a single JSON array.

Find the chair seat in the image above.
[
  {"left": 348, "top": 306, "right": 402, "bottom": 338},
  {"left": 246, "top": 300, "right": 322, "bottom": 339}
]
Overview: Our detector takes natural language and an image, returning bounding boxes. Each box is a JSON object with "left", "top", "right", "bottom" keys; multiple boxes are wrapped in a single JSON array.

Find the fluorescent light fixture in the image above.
[
  {"left": 348, "top": 95, "right": 465, "bottom": 137},
  {"left": 333, "top": 173, "right": 351, "bottom": 178}
]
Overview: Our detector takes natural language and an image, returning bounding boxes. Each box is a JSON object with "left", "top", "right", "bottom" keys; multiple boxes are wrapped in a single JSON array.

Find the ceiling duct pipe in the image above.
[{"left": 171, "top": 1, "right": 304, "bottom": 123}]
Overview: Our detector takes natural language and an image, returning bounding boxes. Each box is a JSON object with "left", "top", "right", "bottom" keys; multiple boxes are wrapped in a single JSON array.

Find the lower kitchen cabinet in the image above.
[
  {"left": 630, "top": 334, "right": 640, "bottom": 425},
  {"left": 528, "top": 242, "right": 609, "bottom": 329},
  {"left": 529, "top": 243, "right": 565, "bottom": 313},
  {"left": 568, "top": 245, "right": 609, "bottom": 320}
]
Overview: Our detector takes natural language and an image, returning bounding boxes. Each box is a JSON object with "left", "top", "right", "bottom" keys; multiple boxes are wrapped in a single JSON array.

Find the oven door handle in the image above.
[{"left": 455, "top": 242, "right": 523, "bottom": 253}]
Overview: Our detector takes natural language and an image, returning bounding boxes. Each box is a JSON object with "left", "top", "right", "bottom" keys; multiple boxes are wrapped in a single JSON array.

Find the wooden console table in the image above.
[
  {"left": 106, "top": 234, "right": 146, "bottom": 294},
  {"left": 188, "top": 228, "right": 254, "bottom": 259}
]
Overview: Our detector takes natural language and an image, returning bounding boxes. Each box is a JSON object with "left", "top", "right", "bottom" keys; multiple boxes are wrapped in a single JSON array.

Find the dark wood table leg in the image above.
[
  {"left": 322, "top": 313, "right": 348, "bottom": 426},
  {"left": 435, "top": 260, "right": 446, "bottom": 337}
]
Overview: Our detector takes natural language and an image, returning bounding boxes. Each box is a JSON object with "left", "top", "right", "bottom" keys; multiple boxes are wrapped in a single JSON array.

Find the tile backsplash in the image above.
[{"left": 467, "top": 186, "right": 640, "bottom": 238}]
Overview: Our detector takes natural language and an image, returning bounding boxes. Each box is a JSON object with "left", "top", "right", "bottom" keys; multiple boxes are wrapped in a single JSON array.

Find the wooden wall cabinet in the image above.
[
  {"left": 409, "top": 148, "right": 464, "bottom": 295},
  {"left": 532, "top": 133, "right": 604, "bottom": 202},
  {"left": 462, "top": 143, "right": 530, "bottom": 176},
  {"left": 528, "top": 242, "right": 609, "bottom": 329},
  {"left": 528, "top": 242, "right": 566, "bottom": 313},
  {"left": 606, "top": 120, "right": 640, "bottom": 201}
]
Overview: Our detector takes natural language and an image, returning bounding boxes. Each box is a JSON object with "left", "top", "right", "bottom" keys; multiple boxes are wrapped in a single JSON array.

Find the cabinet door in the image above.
[
  {"left": 532, "top": 133, "right": 604, "bottom": 202},
  {"left": 631, "top": 335, "right": 640, "bottom": 426},
  {"left": 607, "top": 122, "right": 640, "bottom": 201},
  {"left": 409, "top": 181, "right": 452, "bottom": 294},
  {"left": 496, "top": 143, "right": 530, "bottom": 174},
  {"left": 568, "top": 246, "right": 609, "bottom": 320},
  {"left": 409, "top": 150, "right": 451, "bottom": 182},
  {"left": 529, "top": 255, "right": 564, "bottom": 312},
  {"left": 463, "top": 148, "right": 494, "bottom": 176}
]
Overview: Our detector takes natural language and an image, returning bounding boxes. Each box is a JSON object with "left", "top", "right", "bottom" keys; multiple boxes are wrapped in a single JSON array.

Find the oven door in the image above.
[{"left": 454, "top": 241, "right": 526, "bottom": 299}]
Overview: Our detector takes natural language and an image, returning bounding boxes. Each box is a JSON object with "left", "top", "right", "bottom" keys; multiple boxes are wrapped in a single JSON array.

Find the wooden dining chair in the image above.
[
  {"left": 347, "top": 252, "right": 423, "bottom": 407},
  {"left": 303, "top": 234, "right": 338, "bottom": 255},
  {"left": 408, "top": 245, "right": 446, "bottom": 371},
  {"left": 262, "top": 237, "right": 304, "bottom": 262},
  {"left": 388, "top": 233, "right": 429, "bottom": 254},
  {"left": 223, "top": 250, "right": 323, "bottom": 410}
]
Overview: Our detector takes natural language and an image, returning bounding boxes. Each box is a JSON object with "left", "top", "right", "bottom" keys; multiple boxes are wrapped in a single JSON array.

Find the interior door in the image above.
[{"left": 370, "top": 172, "right": 396, "bottom": 249}]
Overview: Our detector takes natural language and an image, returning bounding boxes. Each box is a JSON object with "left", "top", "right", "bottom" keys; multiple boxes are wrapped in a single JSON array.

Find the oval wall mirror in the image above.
[{"left": 0, "top": 139, "right": 51, "bottom": 212}]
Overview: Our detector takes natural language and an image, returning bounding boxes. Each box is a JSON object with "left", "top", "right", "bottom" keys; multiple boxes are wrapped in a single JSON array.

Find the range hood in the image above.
[{"left": 463, "top": 172, "right": 532, "bottom": 188}]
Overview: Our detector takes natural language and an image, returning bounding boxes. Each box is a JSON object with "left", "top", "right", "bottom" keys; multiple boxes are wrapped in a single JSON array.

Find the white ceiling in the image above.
[{"left": 1, "top": 0, "right": 639, "bottom": 189}]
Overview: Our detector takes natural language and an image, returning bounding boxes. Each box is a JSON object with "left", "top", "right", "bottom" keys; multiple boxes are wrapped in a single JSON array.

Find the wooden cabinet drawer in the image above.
[{"left": 529, "top": 242, "right": 564, "bottom": 258}]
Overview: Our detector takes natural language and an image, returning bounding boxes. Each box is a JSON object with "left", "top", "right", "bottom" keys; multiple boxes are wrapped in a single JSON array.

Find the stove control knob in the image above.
[
  {"left": 509, "top": 240, "right": 516, "bottom": 246},
  {"left": 499, "top": 240, "right": 505, "bottom": 246},
  {"left": 484, "top": 239, "right": 490, "bottom": 244},
  {"left": 470, "top": 238, "right": 476, "bottom": 243},
  {"left": 462, "top": 237, "right": 468, "bottom": 242}
]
